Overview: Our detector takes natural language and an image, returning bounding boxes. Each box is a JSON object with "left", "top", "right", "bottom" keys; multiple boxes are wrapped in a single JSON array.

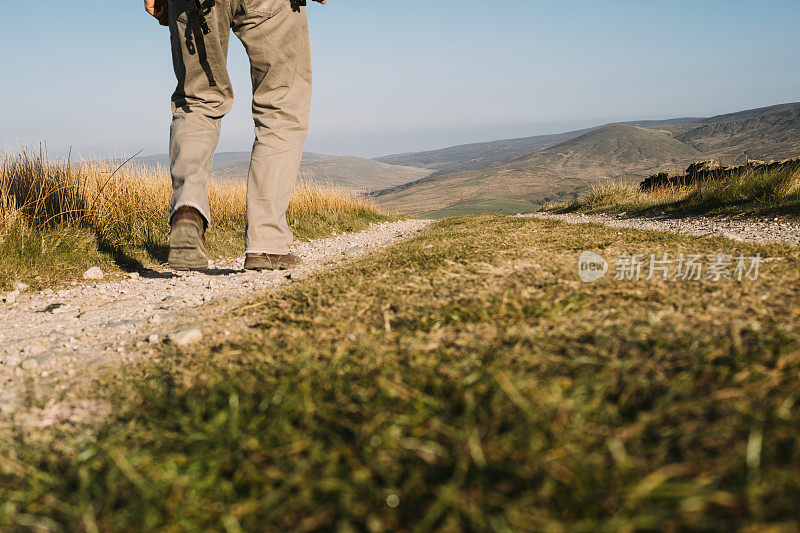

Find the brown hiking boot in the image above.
[
  {"left": 168, "top": 206, "right": 208, "bottom": 271},
  {"left": 244, "top": 252, "right": 303, "bottom": 271}
]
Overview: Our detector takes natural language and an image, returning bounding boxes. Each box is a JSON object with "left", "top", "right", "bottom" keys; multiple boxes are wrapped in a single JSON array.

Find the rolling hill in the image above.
[
  {"left": 675, "top": 103, "right": 800, "bottom": 161},
  {"left": 130, "top": 152, "right": 431, "bottom": 193},
  {"left": 297, "top": 155, "right": 431, "bottom": 192},
  {"left": 374, "top": 118, "right": 705, "bottom": 177},
  {"left": 373, "top": 129, "right": 595, "bottom": 176},
  {"left": 376, "top": 125, "right": 700, "bottom": 217},
  {"left": 374, "top": 102, "right": 800, "bottom": 217}
]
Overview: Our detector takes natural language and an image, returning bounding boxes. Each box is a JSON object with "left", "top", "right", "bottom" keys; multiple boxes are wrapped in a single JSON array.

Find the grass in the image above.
[
  {"left": 0, "top": 150, "right": 392, "bottom": 291},
  {"left": 548, "top": 161, "right": 800, "bottom": 218},
  {"left": 424, "top": 198, "right": 539, "bottom": 218},
  {"left": 2, "top": 215, "right": 799, "bottom": 530}
]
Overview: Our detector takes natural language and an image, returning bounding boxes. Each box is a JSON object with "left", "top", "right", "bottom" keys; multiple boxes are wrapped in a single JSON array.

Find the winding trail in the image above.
[
  {"left": 530, "top": 212, "right": 800, "bottom": 246},
  {"left": 0, "top": 219, "right": 431, "bottom": 415}
]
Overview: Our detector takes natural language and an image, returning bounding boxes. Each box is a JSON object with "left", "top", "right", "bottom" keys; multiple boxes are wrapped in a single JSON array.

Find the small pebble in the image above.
[
  {"left": 4, "top": 290, "right": 19, "bottom": 304},
  {"left": 83, "top": 267, "right": 105, "bottom": 280},
  {"left": 344, "top": 245, "right": 365, "bottom": 257},
  {"left": 171, "top": 328, "right": 203, "bottom": 346}
]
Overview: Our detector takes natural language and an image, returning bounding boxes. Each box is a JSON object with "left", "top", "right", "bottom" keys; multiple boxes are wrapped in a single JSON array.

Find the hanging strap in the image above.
[{"left": 186, "top": 0, "right": 218, "bottom": 87}]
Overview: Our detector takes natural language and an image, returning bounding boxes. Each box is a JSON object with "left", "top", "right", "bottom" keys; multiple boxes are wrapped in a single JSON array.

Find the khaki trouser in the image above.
[{"left": 167, "top": 0, "right": 312, "bottom": 254}]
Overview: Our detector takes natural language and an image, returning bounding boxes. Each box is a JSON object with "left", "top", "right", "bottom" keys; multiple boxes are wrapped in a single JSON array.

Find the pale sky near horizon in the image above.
[{"left": 1, "top": 0, "right": 798, "bottom": 159}]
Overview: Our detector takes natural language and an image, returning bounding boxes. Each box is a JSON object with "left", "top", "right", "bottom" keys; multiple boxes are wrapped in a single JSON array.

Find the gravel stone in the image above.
[
  {"left": 83, "top": 267, "right": 105, "bottom": 280},
  {"left": 21, "top": 359, "right": 39, "bottom": 370},
  {"left": 344, "top": 245, "right": 366, "bottom": 257},
  {"left": 3, "top": 290, "right": 19, "bottom": 304},
  {"left": 170, "top": 328, "right": 203, "bottom": 346}
]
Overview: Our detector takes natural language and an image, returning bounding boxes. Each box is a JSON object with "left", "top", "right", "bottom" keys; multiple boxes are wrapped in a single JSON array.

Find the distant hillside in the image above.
[
  {"left": 373, "top": 118, "right": 705, "bottom": 177},
  {"left": 298, "top": 155, "right": 431, "bottom": 192},
  {"left": 130, "top": 152, "right": 431, "bottom": 193},
  {"left": 376, "top": 125, "right": 700, "bottom": 217},
  {"left": 130, "top": 152, "right": 332, "bottom": 174},
  {"left": 209, "top": 151, "right": 335, "bottom": 181},
  {"left": 373, "top": 129, "right": 594, "bottom": 176},
  {"left": 375, "top": 102, "right": 800, "bottom": 217},
  {"left": 699, "top": 102, "right": 800, "bottom": 123},
  {"left": 675, "top": 104, "right": 800, "bottom": 161}
]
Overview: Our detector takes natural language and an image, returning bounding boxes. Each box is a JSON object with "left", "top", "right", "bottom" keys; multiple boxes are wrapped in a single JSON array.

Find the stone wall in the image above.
[{"left": 639, "top": 158, "right": 800, "bottom": 191}]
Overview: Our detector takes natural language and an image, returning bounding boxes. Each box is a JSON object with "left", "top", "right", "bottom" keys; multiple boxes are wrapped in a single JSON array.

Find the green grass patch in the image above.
[
  {"left": 424, "top": 198, "right": 539, "bottom": 218},
  {"left": 548, "top": 162, "right": 800, "bottom": 218},
  {"left": 2, "top": 215, "right": 800, "bottom": 530}
]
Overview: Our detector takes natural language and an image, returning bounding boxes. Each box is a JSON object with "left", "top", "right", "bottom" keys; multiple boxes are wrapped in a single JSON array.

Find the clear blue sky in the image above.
[{"left": 1, "top": 0, "right": 798, "bottom": 158}]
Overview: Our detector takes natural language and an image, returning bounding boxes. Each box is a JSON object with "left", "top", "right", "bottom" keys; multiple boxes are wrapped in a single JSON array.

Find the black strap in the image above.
[{"left": 186, "top": 0, "right": 217, "bottom": 87}]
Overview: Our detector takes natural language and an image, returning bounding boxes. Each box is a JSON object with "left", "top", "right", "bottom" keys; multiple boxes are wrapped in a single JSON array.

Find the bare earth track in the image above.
[
  {"left": 531, "top": 212, "right": 800, "bottom": 246},
  {"left": 0, "top": 219, "right": 431, "bottom": 415}
]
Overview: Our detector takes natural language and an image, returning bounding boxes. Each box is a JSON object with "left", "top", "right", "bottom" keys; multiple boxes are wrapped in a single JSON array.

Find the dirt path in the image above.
[
  {"left": 0, "top": 219, "right": 431, "bottom": 415},
  {"left": 530, "top": 212, "right": 800, "bottom": 246}
]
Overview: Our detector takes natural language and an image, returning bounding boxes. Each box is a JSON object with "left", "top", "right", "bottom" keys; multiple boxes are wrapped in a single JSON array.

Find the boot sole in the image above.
[{"left": 169, "top": 223, "right": 209, "bottom": 271}]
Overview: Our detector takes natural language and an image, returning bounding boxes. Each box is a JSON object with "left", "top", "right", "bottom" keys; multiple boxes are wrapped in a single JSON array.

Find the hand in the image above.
[
  {"left": 312, "top": 0, "right": 327, "bottom": 4},
  {"left": 144, "top": 0, "right": 169, "bottom": 25}
]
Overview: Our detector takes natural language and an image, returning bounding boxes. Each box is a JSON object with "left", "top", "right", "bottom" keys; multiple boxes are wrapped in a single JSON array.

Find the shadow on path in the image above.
[{"left": 95, "top": 232, "right": 245, "bottom": 278}]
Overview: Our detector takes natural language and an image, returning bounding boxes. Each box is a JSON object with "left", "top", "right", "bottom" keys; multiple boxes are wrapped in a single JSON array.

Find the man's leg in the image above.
[
  {"left": 233, "top": 3, "right": 312, "bottom": 256},
  {"left": 167, "top": 0, "right": 234, "bottom": 263}
]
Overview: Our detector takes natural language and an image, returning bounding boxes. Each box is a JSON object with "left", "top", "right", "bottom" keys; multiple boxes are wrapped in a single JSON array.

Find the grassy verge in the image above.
[
  {"left": 2, "top": 215, "right": 799, "bottom": 530},
  {"left": 0, "top": 151, "right": 392, "bottom": 291},
  {"left": 548, "top": 162, "right": 800, "bottom": 217}
]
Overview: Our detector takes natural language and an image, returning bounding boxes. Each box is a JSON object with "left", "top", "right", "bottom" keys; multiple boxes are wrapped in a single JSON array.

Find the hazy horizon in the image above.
[{"left": 11, "top": 102, "right": 799, "bottom": 163}]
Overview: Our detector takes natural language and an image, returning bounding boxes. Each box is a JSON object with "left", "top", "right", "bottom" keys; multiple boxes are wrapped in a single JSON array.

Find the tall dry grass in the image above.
[
  {"left": 0, "top": 149, "right": 393, "bottom": 288},
  {"left": 0, "top": 149, "right": 390, "bottom": 246},
  {"left": 0, "top": 150, "right": 243, "bottom": 246}
]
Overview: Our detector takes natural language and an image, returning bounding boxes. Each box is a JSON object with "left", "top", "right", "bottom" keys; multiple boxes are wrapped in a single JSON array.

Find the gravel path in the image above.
[
  {"left": 0, "top": 219, "right": 431, "bottom": 415},
  {"left": 529, "top": 212, "right": 800, "bottom": 246}
]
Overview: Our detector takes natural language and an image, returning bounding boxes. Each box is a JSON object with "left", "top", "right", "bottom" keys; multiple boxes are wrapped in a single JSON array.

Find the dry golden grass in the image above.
[
  {"left": 0, "top": 149, "right": 393, "bottom": 289},
  {"left": 0, "top": 150, "right": 390, "bottom": 239},
  {"left": 1, "top": 151, "right": 238, "bottom": 243},
  {"left": 547, "top": 162, "right": 800, "bottom": 217}
]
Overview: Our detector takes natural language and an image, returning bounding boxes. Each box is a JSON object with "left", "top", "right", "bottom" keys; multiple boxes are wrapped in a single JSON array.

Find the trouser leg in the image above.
[
  {"left": 167, "top": 0, "right": 234, "bottom": 226},
  {"left": 233, "top": 3, "right": 312, "bottom": 254}
]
